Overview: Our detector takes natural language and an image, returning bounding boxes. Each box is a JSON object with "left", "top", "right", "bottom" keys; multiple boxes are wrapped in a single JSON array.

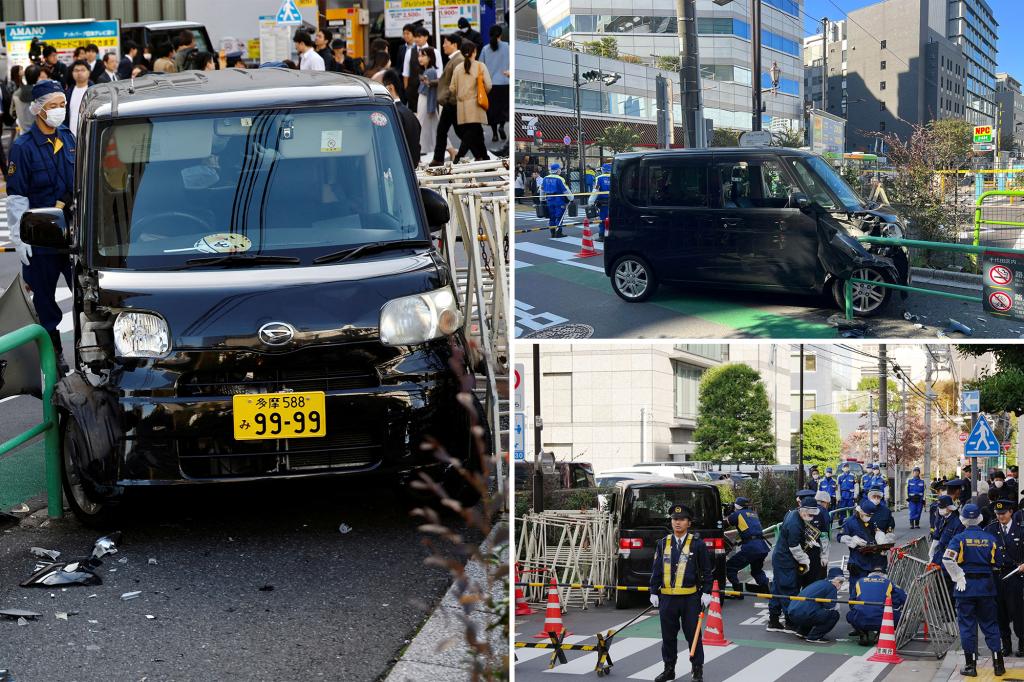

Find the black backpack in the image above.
[{"left": 179, "top": 47, "right": 200, "bottom": 71}]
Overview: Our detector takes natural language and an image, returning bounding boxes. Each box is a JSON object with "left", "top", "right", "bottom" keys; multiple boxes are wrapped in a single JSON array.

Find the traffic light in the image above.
[
  {"left": 534, "top": 129, "right": 543, "bottom": 144},
  {"left": 582, "top": 70, "right": 601, "bottom": 81}
]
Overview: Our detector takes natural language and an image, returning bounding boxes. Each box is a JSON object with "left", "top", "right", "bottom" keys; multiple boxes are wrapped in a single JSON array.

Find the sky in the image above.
[{"left": 802, "top": 0, "right": 1022, "bottom": 76}]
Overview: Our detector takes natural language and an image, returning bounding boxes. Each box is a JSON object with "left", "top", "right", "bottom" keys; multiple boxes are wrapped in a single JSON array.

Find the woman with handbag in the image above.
[{"left": 448, "top": 42, "right": 491, "bottom": 162}]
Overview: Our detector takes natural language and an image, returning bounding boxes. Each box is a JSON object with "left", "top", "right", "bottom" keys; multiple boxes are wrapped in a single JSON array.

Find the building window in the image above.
[
  {"left": 674, "top": 364, "right": 703, "bottom": 420},
  {"left": 880, "top": 121, "right": 886, "bottom": 130},
  {"left": 880, "top": 81, "right": 886, "bottom": 90},
  {"left": 791, "top": 391, "right": 817, "bottom": 412},
  {"left": 880, "top": 60, "right": 886, "bottom": 70},
  {"left": 880, "top": 39, "right": 886, "bottom": 49},
  {"left": 880, "top": 101, "right": 886, "bottom": 111},
  {"left": 805, "top": 353, "right": 817, "bottom": 372},
  {"left": 675, "top": 345, "right": 727, "bottom": 362}
]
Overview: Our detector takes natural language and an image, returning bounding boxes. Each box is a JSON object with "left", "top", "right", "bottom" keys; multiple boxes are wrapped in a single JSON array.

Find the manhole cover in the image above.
[{"left": 524, "top": 323, "right": 595, "bottom": 339}]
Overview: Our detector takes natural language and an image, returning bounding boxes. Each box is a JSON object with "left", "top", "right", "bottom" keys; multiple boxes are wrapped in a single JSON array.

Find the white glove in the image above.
[
  {"left": 840, "top": 535, "right": 859, "bottom": 549},
  {"left": 928, "top": 540, "right": 939, "bottom": 558},
  {"left": 650, "top": 594, "right": 659, "bottom": 608},
  {"left": 821, "top": 552, "right": 829, "bottom": 567},
  {"left": 15, "top": 242, "right": 31, "bottom": 267},
  {"left": 883, "top": 533, "right": 897, "bottom": 545},
  {"left": 874, "top": 530, "right": 888, "bottom": 545},
  {"left": 700, "top": 593, "right": 712, "bottom": 609},
  {"left": 954, "top": 576, "right": 966, "bottom": 592},
  {"left": 851, "top": 536, "right": 868, "bottom": 547}
]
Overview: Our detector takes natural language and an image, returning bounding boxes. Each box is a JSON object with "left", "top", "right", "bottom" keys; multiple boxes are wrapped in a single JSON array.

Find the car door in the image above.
[{"left": 637, "top": 156, "right": 713, "bottom": 282}]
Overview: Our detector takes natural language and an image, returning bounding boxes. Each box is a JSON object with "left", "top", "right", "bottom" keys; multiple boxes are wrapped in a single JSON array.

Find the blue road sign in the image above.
[
  {"left": 965, "top": 414, "right": 1000, "bottom": 457},
  {"left": 961, "top": 390, "right": 980, "bottom": 414},
  {"left": 276, "top": 0, "right": 303, "bottom": 24},
  {"left": 514, "top": 413, "right": 525, "bottom": 461}
]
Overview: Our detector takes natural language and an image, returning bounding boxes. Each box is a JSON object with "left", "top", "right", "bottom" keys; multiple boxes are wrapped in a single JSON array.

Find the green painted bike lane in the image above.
[
  {"left": 0, "top": 439, "right": 46, "bottom": 509},
  {"left": 528, "top": 261, "right": 838, "bottom": 339}
]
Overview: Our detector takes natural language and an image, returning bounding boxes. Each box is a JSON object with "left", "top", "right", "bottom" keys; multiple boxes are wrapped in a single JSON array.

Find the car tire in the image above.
[
  {"left": 831, "top": 267, "right": 894, "bottom": 317},
  {"left": 61, "top": 416, "right": 120, "bottom": 528},
  {"left": 610, "top": 255, "right": 658, "bottom": 303},
  {"left": 614, "top": 585, "right": 638, "bottom": 609}
]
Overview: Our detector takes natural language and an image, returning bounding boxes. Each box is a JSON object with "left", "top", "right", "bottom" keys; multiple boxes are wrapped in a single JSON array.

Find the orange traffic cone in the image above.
[
  {"left": 702, "top": 580, "right": 732, "bottom": 646},
  {"left": 515, "top": 564, "right": 533, "bottom": 617},
  {"left": 576, "top": 218, "right": 599, "bottom": 258},
  {"left": 533, "top": 577, "right": 571, "bottom": 638},
  {"left": 867, "top": 594, "right": 904, "bottom": 663}
]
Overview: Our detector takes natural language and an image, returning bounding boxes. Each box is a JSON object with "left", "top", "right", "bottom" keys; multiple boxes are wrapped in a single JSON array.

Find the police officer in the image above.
[
  {"left": 803, "top": 491, "right": 833, "bottom": 585},
  {"left": 819, "top": 467, "right": 838, "bottom": 507},
  {"left": 649, "top": 503, "right": 713, "bottom": 682},
  {"left": 986, "top": 499, "right": 1024, "bottom": 657},
  {"left": 838, "top": 498, "right": 887, "bottom": 587},
  {"left": 858, "top": 465, "right": 874, "bottom": 502},
  {"left": 810, "top": 467, "right": 821, "bottom": 489},
  {"left": 725, "top": 497, "right": 770, "bottom": 598},
  {"left": 866, "top": 487, "right": 895, "bottom": 537},
  {"left": 787, "top": 567, "right": 846, "bottom": 643},
  {"left": 540, "top": 163, "right": 571, "bottom": 237},
  {"left": 907, "top": 466, "right": 926, "bottom": 529},
  {"left": 942, "top": 503, "right": 1006, "bottom": 677},
  {"left": 767, "top": 497, "right": 819, "bottom": 633},
  {"left": 588, "top": 162, "right": 611, "bottom": 241},
  {"left": 583, "top": 165, "right": 595, "bottom": 196},
  {"left": 847, "top": 567, "right": 907, "bottom": 646},
  {"left": 7, "top": 79, "right": 75, "bottom": 375},
  {"left": 928, "top": 495, "right": 957, "bottom": 567},
  {"left": 837, "top": 462, "right": 856, "bottom": 524}
]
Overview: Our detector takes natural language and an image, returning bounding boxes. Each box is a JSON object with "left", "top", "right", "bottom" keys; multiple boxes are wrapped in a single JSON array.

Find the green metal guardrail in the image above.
[
  {"left": 974, "top": 190, "right": 1024, "bottom": 247},
  {"left": 843, "top": 235, "right": 1024, "bottom": 320},
  {"left": 0, "top": 323, "right": 62, "bottom": 518}
]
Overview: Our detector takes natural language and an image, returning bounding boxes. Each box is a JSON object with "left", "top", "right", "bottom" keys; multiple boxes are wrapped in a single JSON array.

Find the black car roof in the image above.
[
  {"left": 614, "top": 477, "right": 718, "bottom": 491},
  {"left": 615, "top": 146, "right": 814, "bottom": 161},
  {"left": 82, "top": 69, "right": 388, "bottom": 120}
]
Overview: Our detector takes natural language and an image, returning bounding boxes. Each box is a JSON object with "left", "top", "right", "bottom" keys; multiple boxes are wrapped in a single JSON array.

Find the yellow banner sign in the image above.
[{"left": 295, "top": 0, "right": 317, "bottom": 6}]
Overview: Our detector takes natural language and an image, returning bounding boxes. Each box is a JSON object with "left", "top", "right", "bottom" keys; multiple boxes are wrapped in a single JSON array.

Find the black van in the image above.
[
  {"left": 603, "top": 148, "right": 910, "bottom": 316},
  {"left": 609, "top": 478, "right": 726, "bottom": 608},
  {"left": 20, "top": 69, "right": 480, "bottom": 524}
]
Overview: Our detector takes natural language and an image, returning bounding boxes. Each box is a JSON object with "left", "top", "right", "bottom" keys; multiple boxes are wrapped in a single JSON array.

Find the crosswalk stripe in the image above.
[
  {"left": 515, "top": 635, "right": 592, "bottom": 663},
  {"left": 551, "top": 236, "right": 604, "bottom": 251},
  {"left": 719, "top": 648, "right": 814, "bottom": 682},
  {"left": 541, "top": 637, "right": 661, "bottom": 675},
  {"left": 819, "top": 649, "right": 890, "bottom": 682},
  {"left": 563, "top": 259, "right": 605, "bottom": 273},
  {"left": 515, "top": 260, "right": 533, "bottom": 269},
  {"left": 628, "top": 643, "right": 737, "bottom": 680},
  {"left": 515, "top": 242, "right": 581, "bottom": 261}
]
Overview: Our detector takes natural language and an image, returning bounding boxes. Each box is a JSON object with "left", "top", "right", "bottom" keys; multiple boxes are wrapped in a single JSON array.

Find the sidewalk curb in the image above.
[
  {"left": 385, "top": 519, "right": 508, "bottom": 682},
  {"left": 910, "top": 267, "right": 982, "bottom": 291}
]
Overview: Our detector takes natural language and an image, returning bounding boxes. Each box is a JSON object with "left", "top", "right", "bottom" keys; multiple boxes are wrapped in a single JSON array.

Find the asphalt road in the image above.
[
  {"left": 0, "top": 479, "right": 477, "bottom": 681},
  {"left": 514, "top": 507, "right": 945, "bottom": 682},
  {"left": 513, "top": 209, "right": 1024, "bottom": 339}
]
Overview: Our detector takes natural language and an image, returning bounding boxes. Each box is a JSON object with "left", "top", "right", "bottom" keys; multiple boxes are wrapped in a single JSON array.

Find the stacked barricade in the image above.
[
  {"left": 887, "top": 534, "right": 930, "bottom": 591},
  {"left": 894, "top": 565, "right": 959, "bottom": 659}
]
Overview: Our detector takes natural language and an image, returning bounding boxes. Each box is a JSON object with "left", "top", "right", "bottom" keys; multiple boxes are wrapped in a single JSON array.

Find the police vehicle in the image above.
[{"left": 20, "top": 69, "right": 483, "bottom": 524}]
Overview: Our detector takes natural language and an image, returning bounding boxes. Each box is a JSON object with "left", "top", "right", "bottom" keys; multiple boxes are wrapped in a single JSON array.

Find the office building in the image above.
[
  {"left": 803, "top": 19, "right": 845, "bottom": 113},
  {"left": 996, "top": 73, "right": 1024, "bottom": 155},
  {"left": 947, "top": 0, "right": 998, "bottom": 128}
]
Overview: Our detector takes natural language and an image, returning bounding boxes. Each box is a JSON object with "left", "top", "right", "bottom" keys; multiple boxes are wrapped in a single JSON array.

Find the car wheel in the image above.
[
  {"left": 832, "top": 267, "right": 894, "bottom": 317},
  {"left": 614, "top": 585, "right": 637, "bottom": 609},
  {"left": 61, "top": 417, "right": 120, "bottom": 527},
  {"left": 611, "top": 255, "right": 658, "bottom": 302}
]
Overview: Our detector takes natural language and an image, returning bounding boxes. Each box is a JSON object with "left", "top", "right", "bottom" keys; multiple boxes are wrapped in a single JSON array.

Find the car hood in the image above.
[{"left": 95, "top": 252, "right": 446, "bottom": 349}]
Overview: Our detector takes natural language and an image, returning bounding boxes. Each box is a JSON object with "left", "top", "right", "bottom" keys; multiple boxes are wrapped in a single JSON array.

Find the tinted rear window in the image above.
[{"left": 623, "top": 487, "right": 718, "bottom": 529}]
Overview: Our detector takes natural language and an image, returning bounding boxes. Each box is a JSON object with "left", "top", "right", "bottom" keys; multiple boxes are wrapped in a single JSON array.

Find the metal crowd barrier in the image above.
[
  {"left": 894, "top": 566, "right": 959, "bottom": 659},
  {"left": 887, "top": 535, "right": 931, "bottom": 591}
]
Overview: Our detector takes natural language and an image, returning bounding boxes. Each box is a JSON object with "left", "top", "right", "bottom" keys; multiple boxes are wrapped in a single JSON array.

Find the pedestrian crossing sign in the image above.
[
  {"left": 276, "top": 0, "right": 303, "bottom": 24},
  {"left": 964, "top": 414, "right": 1000, "bottom": 457}
]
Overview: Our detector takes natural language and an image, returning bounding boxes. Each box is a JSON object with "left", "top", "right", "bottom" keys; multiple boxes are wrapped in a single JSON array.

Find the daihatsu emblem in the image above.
[{"left": 258, "top": 322, "right": 295, "bottom": 346}]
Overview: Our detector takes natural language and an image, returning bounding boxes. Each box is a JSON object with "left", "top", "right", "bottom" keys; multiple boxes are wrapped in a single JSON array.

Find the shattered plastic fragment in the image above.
[
  {"left": 120, "top": 591, "right": 142, "bottom": 601},
  {"left": 117, "top": 557, "right": 128, "bottom": 564},
  {"left": 148, "top": 558, "right": 157, "bottom": 565},
  {"left": 145, "top": 614, "right": 156, "bottom": 620},
  {"left": 90, "top": 532, "right": 122, "bottom": 563},
  {"left": 903, "top": 312, "right": 918, "bottom": 321},
  {"left": 338, "top": 523, "right": 352, "bottom": 534},
  {"left": 29, "top": 547, "right": 61, "bottom": 560},
  {"left": 17, "top": 617, "right": 27, "bottom": 626},
  {"left": 20, "top": 562, "right": 101, "bottom": 588},
  {"left": 56, "top": 612, "right": 68, "bottom": 620},
  {"left": 0, "top": 608, "right": 41, "bottom": 619},
  {"left": 88, "top": 620, "right": 98, "bottom": 624},
  {"left": 87, "top": 594, "right": 97, "bottom": 599},
  {"left": 946, "top": 319, "right": 973, "bottom": 336}
]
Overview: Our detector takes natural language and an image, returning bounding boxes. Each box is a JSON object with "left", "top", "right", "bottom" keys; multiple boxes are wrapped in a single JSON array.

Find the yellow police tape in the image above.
[{"left": 516, "top": 582, "right": 887, "bottom": 606}]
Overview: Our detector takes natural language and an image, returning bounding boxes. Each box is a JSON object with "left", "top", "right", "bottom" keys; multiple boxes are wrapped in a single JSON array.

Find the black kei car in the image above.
[
  {"left": 603, "top": 148, "right": 910, "bottom": 316},
  {"left": 20, "top": 69, "right": 482, "bottom": 525},
  {"left": 609, "top": 478, "right": 727, "bottom": 608}
]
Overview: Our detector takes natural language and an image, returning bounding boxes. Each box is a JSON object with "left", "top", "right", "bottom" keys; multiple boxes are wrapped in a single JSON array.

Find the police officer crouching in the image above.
[
  {"left": 725, "top": 496, "right": 770, "bottom": 598},
  {"left": 942, "top": 503, "right": 1006, "bottom": 677},
  {"left": 649, "top": 503, "right": 714, "bottom": 682},
  {"left": 985, "top": 499, "right": 1024, "bottom": 657},
  {"left": 7, "top": 79, "right": 75, "bottom": 374}
]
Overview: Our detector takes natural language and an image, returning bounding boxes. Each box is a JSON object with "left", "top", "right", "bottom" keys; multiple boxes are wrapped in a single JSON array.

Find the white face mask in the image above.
[
  {"left": 44, "top": 107, "right": 65, "bottom": 127},
  {"left": 995, "top": 480, "right": 1004, "bottom": 488},
  {"left": 939, "top": 507, "right": 951, "bottom": 517}
]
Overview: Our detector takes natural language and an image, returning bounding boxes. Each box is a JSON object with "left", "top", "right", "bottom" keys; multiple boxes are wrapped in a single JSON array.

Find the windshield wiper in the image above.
[
  {"left": 178, "top": 254, "right": 301, "bottom": 269},
  {"left": 312, "top": 239, "right": 433, "bottom": 265}
]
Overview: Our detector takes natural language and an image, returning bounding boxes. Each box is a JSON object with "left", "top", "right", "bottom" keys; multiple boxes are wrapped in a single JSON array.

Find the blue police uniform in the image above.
[
  {"left": 7, "top": 105, "right": 76, "bottom": 342},
  {"left": 837, "top": 468, "right": 856, "bottom": 523},
  {"left": 838, "top": 504, "right": 887, "bottom": 586},
  {"left": 541, "top": 166, "right": 570, "bottom": 235},
  {"left": 725, "top": 503, "right": 770, "bottom": 594},
  {"left": 650, "top": 527, "right": 713, "bottom": 679},
  {"left": 869, "top": 495, "right": 895, "bottom": 533},
  {"left": 907, "top": 473, "right": 926, "bottom": 528},
  {"left": 801, "top": 500, "right": 833, "bottom": 586},
  {"left": 935, "top": 513, "right": 966, "bottom": 565},
  {"left": 768, "top": 502, "right": 816, "bottom": 628},
  {"left": 584, "top": 168, "right": 595, "bottom": 194},
  {"left": 985, "top": 503, "right": 1024, "bottom": 654},
  {"left": 819, "top": 471, "right": 838, "bottom": 504},
  {"left": 594, "top": 165, "right": 611, "bottom": 238},
  {"left": 786, "top": 574, "right": 842, "bottom": 640},
  {"left": 858, "top": 471, "right": 873, "bottom": 501},
  {"left": 942, "top": 509, "right": 1004, "bottom": 675},
  {"left": 847, "top": 571, "right": 906, "bottom": 636}
]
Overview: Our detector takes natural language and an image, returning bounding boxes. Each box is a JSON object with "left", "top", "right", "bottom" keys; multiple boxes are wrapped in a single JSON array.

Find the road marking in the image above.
[
  {"left": 515, "top": 242, "right": 580, "bottom": 261},
  {"left": 628, "top": 643, "right": 737, "bottom": 680},
  {"left": 719, "top": 647, "right": 813, "bottom": 682},
  {"left": 57, "top": 310, "right": 73, "bottom": 333},
  {"left": 551, "top": 236, "right": 604, "bottom": 251},
  {"left": 541, "top": 637, "right": 660, "bottom": 675},
  {"left": 563, "top": 260, "right": 605, "bottom": 273},
  {"left": 515, "top": 635, "right": 593, "bottom": 663},
  {"left": 819, "top": 649, "right": 890, "bottom": 682},
  {"left": 515, "top": 260, "right": 533, "bottom": 269}
]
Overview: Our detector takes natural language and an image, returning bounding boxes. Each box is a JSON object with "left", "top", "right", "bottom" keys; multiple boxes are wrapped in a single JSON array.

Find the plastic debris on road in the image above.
[
  {"left": 20, "top": 561, "right": 101, "bottom": 588},
  {"left": 89, "top": 532, "right": 122, "bottom": 563},
  {"left": 145, "top": 615, "right": 156, "bottom": 620},
  {"left": 56, "top": 612, "right": 68, "bottom": 620},
  {"left": 946, "top": 319, "right": 973, "bottom": 336},
  {"left": 338, "top": 523, "right": 353, "bottom": 534},
  {"left": 120, "top": 591, "right": 142, "bottom": 601},
  {"left": 16, "top": 617, "right": 27, "bottom": 626},
  {"left": 0, "top": 608, "right": 41, "bottom": 619},
  {"left": 148, "top": 558, "right": 158, "bottom": 565},
  {"left": 29, "top": 547, "right": 61, "bottom": 560}
]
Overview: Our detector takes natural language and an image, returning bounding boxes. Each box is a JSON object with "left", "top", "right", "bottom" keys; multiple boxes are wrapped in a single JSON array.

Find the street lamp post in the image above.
[{"left": 713, "top": 0, "right": 774, "bottom": 132}]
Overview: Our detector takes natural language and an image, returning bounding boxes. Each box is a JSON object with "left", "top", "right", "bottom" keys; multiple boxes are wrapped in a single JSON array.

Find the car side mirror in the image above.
[
  {"left": 790, "top": 191, "right": 812, "bottom": 211},
  {"left": 20, "top": 208, "right": 70, "bottom": 250},
  {"left": 420, "top": 188, "right": 450, "bottom": 233}
]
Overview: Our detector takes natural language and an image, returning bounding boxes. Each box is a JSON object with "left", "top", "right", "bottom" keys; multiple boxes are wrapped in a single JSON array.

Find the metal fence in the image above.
[
  {"left": 894, "top": 567, "right": 959, "bottom": 659},
  {"left": 973, "top": 190, "right": 1024, "bottom": 259}
]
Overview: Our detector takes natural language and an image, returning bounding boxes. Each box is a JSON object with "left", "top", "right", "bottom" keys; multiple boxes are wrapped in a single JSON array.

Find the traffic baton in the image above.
[
  {"left": 0, "top": 247, "right": 14, "bottom": 253},
  {"left": 690, "top": 606, "right": 708, "bottom": 658}
]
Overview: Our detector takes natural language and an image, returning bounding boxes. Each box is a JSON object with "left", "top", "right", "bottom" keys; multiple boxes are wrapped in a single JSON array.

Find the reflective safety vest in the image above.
[{"left": 662, "top": 534, "right": 697, "bottom": 595}]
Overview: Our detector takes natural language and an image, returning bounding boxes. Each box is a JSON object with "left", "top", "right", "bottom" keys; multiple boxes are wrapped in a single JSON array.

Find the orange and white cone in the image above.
[
  {"left": 867, "top": 594, "right": 903, "bottom": 663},
  {"left": 515, "top": 564, "right": 533, "bottom": 617},
  {"left": 533, "top": 577, "right": 571, "bottom": 638},
  {"left": 577, "top": 218, "right": 599, "bottom": 258},
  {"left": 703, "top": 580, "right": 732, "bottom": 646}
]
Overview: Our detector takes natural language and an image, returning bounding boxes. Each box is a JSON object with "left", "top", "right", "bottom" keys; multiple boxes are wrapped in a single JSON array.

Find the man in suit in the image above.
[
  {"left": 381, "top": 69, "right": 421, "bottom": 165},
  {"left": 95, "top": 53, "right": 120, "bottom": 83},
  {"left": 396, "top": 24, "right": 416, "bottom": 90},
  {"left": 117, "top": 41, "right": 139, "bottom": 80}
]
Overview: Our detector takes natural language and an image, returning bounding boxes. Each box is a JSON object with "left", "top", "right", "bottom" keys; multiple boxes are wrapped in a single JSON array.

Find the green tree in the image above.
[
  {"left": 772, "top": 127, "right": 804, "bottom": 148},
  {"left": 582, "top": 37, "right": 618, "bottom": 59},
  {"left": 711, "top": 128, "right": 741, "bottom": 147},
  {"left": 855, "top": 376, "right": 904, "bottom": 412},
  {"left": 801, "top": 414, "right": 842, "bottom": 472},
  {"left": 693, "top": 364, "right": 775, "bottom": 463},
  {"left": 958, "top": 345, "right": 1024, "bottom": 415},
  {"left": 595, "top": 123, "right": 642, "bottom": 153}
]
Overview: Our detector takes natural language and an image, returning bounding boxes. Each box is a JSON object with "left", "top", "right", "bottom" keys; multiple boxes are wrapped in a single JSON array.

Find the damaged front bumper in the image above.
[{"left": 817, "top": 217, "right": 910, "bottom": 295}]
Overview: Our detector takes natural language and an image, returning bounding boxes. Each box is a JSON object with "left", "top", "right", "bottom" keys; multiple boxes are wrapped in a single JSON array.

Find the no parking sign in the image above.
[{"left": 982, "top": 252, "right": 1024, "bottom": 320}]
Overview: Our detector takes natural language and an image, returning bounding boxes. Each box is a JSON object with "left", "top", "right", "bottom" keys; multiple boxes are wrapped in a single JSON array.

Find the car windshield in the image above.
[
  {"left": 788, "top": 156, "right": 865, "bottom": 213},
  {"left": 91, "top": 106, "right": 425, "bottom": 269},
  {"left": 623, "top": 487, "right": 717, "bottom": 529}
]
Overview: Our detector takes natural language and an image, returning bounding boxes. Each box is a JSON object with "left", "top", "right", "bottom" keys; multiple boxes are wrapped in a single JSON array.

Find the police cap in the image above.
[
  {"left": 858, "top": 499, "right": 877, "bottom": 514},
  {"left": 936, "top": 495, "right": 954, "bottom": 509},
  {"left": 670, "top": 504, "right": 693, "bottom": 520},
  {"left": 994, "top": 499, "right": 1017, "bottom": 513},
  {"left": 735, "top": 497, "right": 750, "bottom": 508},
  {"left": 827, "top": 567, "right": 845, "bottom": 580},
  {"left": 961, "top": 503, "right": 981, "bottom": 520},
  {"left": 800, "top": 497, "right": 820, "bottom": 510}
]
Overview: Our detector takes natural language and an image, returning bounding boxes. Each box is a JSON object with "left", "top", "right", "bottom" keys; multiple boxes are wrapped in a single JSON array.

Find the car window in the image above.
[
  {"left": 572, "top": 467, "right": 591, "bottom": 487},
  {"left": 620, "top": 161, "right": 642, "bottom": 205},
  {"left": 646, "top": 159, "right": 707, "bottom": 207},
  {"left": 714, "top": 159, "right": 798, "bottom": 209},
  {"left": 624, "top": 487, "right": 717, "bottom": 528},
  {"left": 787, "top": 158, "right": 837, "bottom": 210}
]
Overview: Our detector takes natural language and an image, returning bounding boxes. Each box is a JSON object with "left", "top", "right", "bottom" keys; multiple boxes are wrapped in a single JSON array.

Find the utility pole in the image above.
[
  {"left": 675, "top": 0, "right": 703, "bottom": 147},
  {"left": 879, "top": 346, "right": 889, "bottom": 481},
  {"left": 924, "top": 351, "right": 934, "bottom": 486},
  {"left": 820, "top": 17, "right": 829, "bottom": 112},
  {"left": 640, "top": 407, "right": 646, "bottom": 463},
  {"left": 900, "top": 377, "right": 908, "bottom": 508},
  {"left": 751, "top": 0, "right": 763, "bottom": 131},
  {"left": 573, "top": 53, "right": 586, "bottom": 192},
  {"left": 869, "top": 393, "right": 875, "bottom": 462},
  {"left": 799, "top": 344, "right": 805, "bottom": 488},
  {"left": 532, "top": 344, "right": 544, "bottom": 512}
]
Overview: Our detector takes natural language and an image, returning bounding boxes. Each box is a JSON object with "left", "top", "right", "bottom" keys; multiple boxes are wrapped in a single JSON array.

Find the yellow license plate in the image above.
[{"left": 232, "top": 392, "right": 326, "bottom": 440}]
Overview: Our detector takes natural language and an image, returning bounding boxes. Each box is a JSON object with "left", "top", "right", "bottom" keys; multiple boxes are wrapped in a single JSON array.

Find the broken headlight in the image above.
[
  {"left": 881, "top": 222, "right": 904, "bottom": 240},
  {"left": 379, "top": 288, "right": 462, "bottom": 346},
  {"left": 113, "top": 312, "right": 171, "bottom": 358}
]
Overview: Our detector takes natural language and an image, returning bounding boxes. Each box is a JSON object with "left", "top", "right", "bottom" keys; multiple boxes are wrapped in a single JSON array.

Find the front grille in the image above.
[{"left": 177, "top": 367, "right": 379, "bottom": 397}]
